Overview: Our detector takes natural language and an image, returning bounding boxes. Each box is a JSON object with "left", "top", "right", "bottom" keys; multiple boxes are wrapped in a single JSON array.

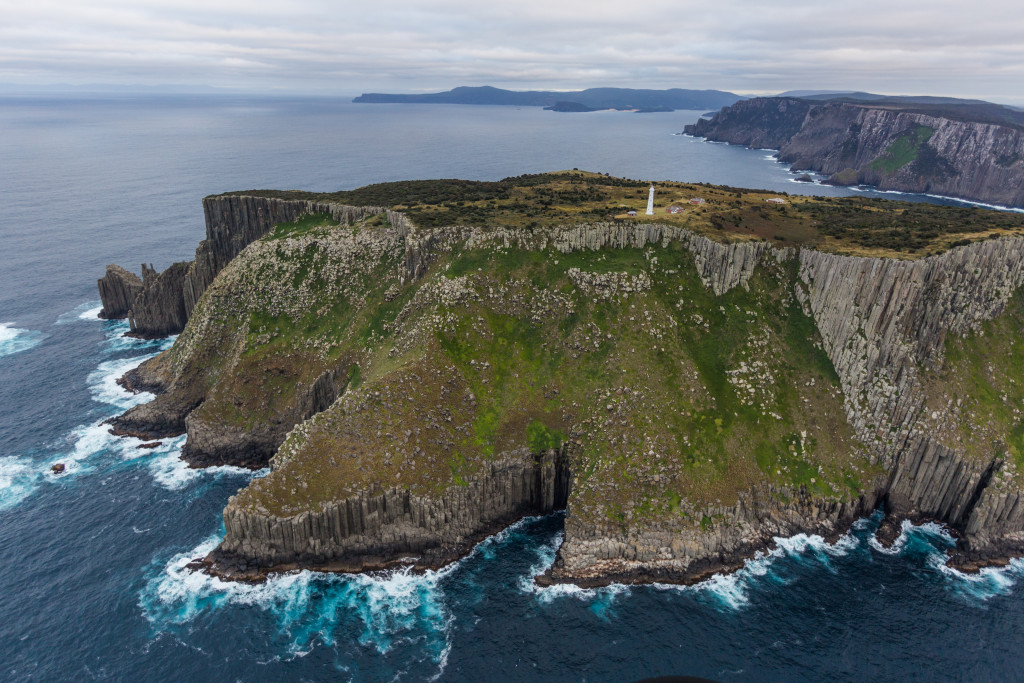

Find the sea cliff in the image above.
[
  {"left": 98, "top": 196, "right": 385, "bottom": 337},
  {"left": 102, "top": 174, "right": 1024, "bottom": 585},
  {"left": 685, "top": 97, "right": 1024, "bottom": 208}
]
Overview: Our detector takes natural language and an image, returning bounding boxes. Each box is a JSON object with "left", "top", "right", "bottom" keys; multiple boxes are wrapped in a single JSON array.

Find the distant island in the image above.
[
  {"left": 686, "top": 94, "right": 1024, "bottom": 207},
  {"left": 353, "top": 85, "right": 743, "bottom": 112}
]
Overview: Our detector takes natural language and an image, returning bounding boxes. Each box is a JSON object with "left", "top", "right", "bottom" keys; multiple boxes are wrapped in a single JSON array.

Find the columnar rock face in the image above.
[
  {"left": 686, "top": 97, "right": 1024, "bottom": 207},
  {"left": 106, "top": 194, "right": 1024, "bottom": 585},
  {"left": 98, "top": 196, "right": 390, "bottom": 338},
  {"left": 128, "top": 262, "right": 190, "bottom": 338},
  {"left": 184, "top": 196, "right": 386, "bottom": 317},
  {"left": 798, "top": 238, "right": 1024, "bottom": 564},
  {"left": 212, "top": 448, "right": 570, "bottom": 576},
  {"left": 548, "top": 484, "right": 885, "bottom": 587},
  {"left": 97, "top": 265, "right": 143, "bottom": 319}
]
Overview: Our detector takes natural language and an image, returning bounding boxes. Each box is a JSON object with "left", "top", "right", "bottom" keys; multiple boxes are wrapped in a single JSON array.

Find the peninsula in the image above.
[
  {"left": 100, "top": 172, "right": 1024, "bottom": 585},
  {"left": 685, "top": 95, "right": 1024, "bottom": 208},
  {"left": 353, "top": 86, "right": 742, "bottom": 112}
]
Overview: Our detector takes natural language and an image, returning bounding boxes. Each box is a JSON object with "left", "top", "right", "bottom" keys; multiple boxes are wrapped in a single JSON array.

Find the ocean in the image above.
[{"left": 1, "top": 95, "right": 1022, "bottom": 681}]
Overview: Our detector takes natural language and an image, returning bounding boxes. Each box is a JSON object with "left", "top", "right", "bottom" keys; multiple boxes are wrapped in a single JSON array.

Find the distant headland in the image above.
[
  {"left": 353, "top": 85, "right": 743, "bottom": 112},
  {"left": 685, "top": 94, "right": 1024, "bottom": 208}
]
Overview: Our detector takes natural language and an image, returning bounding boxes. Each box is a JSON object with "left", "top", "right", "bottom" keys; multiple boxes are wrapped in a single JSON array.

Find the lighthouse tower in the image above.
[{"left": 646, "top": 184, "right": 655, "bottom": 215}]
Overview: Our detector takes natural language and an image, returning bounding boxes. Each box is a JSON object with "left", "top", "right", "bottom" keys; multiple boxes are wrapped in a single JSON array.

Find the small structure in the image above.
[
  {"left": 689, "top": 198, "right": 705, "bottom": 205},
  {"left": 626, "top": 210, "right": 638, "bottom": 217},
  {"left": 766, "top": 197, "right": 786, "bottom": 204},
  {"left": 646, "top": 184, "right": 655, "bottom": 216},
  {"left": 667, "top": 206, "right": 684, "bottom": 214}
]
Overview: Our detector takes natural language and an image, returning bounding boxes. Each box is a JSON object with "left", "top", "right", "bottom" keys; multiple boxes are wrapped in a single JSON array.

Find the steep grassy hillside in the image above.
[{"left": 109, "top": 173, "right": 1024, "bottom": 583}]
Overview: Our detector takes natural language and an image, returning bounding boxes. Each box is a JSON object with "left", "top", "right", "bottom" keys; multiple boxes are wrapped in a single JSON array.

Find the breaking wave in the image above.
[
  {"left": 0, "top": 313, "right": 238, "bottom": 508},
  {"left": 0, "top": 322, "right": 45, "bottom": 358},
  {"left": 519, "top": 511, "right": 1024, "bottom": 613},
  {"left": 847, "top": 185, "right": 1024, "bottom": 213},
  {"left": 140, "top": 536, "right": 454, "bottom": 675},
  {"left": 55, "top": 300, "right": 103, "bottom": 324}
]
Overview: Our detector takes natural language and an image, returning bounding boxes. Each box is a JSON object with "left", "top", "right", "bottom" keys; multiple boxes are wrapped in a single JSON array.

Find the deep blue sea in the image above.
[{"left": 2, "top": 95, "right": 1023, "bottom": 681}]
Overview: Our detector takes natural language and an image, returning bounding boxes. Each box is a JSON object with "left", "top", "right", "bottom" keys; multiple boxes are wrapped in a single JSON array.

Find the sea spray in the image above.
[
  {"left": 0, "top": 306, "right": 181, "bottom": 509},
  {"left": 0, "top": 322, "right": 45, "bottom": 358},
  {"left": 867, "top": 518, "right": 1024, "bottom": 603},
  {"left": 120, "top": 435, "right": 264, "bottom": 491},
  {"left": 54, "top": 301, "right": 103, "bottom": 324},
  {"left": 140, "top": 535, "right": 454, "bottom": 668},
  {"left": 0, "top": 456, "right": 38, "bottom": 510}
]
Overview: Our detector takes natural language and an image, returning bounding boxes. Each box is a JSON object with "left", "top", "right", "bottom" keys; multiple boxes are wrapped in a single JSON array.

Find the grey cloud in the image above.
[{"left": 0, "top": 0, "right": 1022, "bottom": 102}]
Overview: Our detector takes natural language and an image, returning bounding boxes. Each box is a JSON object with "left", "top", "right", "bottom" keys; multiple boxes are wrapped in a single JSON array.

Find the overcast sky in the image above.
[{"left": 2, "top": 0, "right": 1023, "bottom": 103}]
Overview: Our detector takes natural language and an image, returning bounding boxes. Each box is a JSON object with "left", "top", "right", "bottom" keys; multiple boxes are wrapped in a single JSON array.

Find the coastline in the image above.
[
  {"left": 181, "top": 503, "right": 1024, "bottom": 591},
  {"left": 682, "top": 132, "right": 1024, "bottom": 214}
]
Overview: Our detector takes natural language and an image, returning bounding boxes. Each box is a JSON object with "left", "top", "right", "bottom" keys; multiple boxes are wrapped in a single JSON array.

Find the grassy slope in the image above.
[
  {"left": 169, "top": 211, "right": 402, "bottom": 435},
  {"left": 924, "top": 291, "right": 1024, "bottom": 481},
  {"left": 227, "top": 229, "right": 880, "bottom": 532}
]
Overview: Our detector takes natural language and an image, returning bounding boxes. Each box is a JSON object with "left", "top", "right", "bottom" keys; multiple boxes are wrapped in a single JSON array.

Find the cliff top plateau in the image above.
[
  {"left": 219, "top": 171, "right": 1024, "bottom": 260},
  {"left": 101, "top": 172, "right": 1024, "bottom": 586}
]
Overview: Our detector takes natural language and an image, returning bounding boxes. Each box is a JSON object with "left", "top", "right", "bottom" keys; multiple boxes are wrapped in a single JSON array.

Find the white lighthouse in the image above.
[{"left": 645, "top": 184, "right": 655, "bottom": 215}]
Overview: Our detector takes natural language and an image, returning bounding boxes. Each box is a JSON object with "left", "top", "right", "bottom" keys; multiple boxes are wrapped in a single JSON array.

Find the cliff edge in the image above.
[
  {"left": 102, "top": 174, "right": 1024, "bottom": 585},
  {"left": 685, "top": 97, "right": 1024, "bottom": 208}
]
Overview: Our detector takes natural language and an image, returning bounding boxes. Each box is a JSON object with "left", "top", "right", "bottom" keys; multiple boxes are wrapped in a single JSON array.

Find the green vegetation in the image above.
[
  {"left": 209, "top": 224, "right": 880, "bottom": 524},
  {"left": 268, "top": 212, "right": 341, "bottom": 240},
  {"left": 224, "top": 170, "right": 1024, "bottom": 258},
  {"left": 870, "top": 125, "right": 934, "bottom": 174},
  {"left": 794, "top": 195, "right": 1023, "bottom": 254},
  {"left": 165, "top": 172, "right": 1022, "bottom": 532},
  {"left": 928, "top": 291, "right": 1024, "bottom": 476}
]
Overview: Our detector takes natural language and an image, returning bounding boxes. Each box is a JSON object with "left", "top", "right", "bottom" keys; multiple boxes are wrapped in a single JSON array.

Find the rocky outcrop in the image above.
[
  {"left": 184, "top": 196, "right": 385, "bottom": 317},
  {"left": 117, "top": 353, "right": 174, "bottom": 395},
  {"left": 106, "top": 389, "right": 202, "bottom": 440},
  {"left": 181, "top": 412, "right": 283, "bottom": 469},
  {"left": 107, "top": 190, "right": 1024, "bottom": 584},
  {"left": 798, "top": 237, "right": 1024, "bottom": 566},
  {"left": 543, "top": 482, "right": 886, "bottom": 587},
  {"left": 686, "top": 97, "right": 1024, "bottom": 207},
  {"left": 296, "top": 367, "right": 350, "bottom": 421},
  {"left": 685, "top": 97, "right": 812, "bottom": 149},
  {"left": 127, "top": 262, "right": 190, "bottom": 338},
  {"left": 98, "top": 196, "right": 392, "bottom": 338},
  {"left": 209, "top": 447, "right": 570, "bottom": 578},
  {"left": 97, "top": 265, "right": 143, "bottom": 319}
]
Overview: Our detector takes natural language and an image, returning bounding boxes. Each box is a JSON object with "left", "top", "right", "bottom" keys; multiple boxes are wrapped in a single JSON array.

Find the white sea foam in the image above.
[
  {"left": 140, "top": 535, "right": 454, "bottom": 666},
  {"left": 88, "top": 355, "right": 160, "bottom": 409},
  {"left": 0, "top": 349, "right": 171, "bottom": 511},
  {"left": 868, "top": 519, "right": 1023, "bottom": 602},
  {"left": 56, "top": 301, "right": 104, "bottom": 324},
  {"left": 0, "top": 456, "right": 39, "bottom": 511},
  {"left": 517, "top": 530, "right": 633, "bottom": 609},
  {"left": 0, "top": 323, "right": 45, "bottom": 358},
  {"left": 122, "top": 435, "right": 264, "bottom": 491},
  {"left": 847, "top": 185, "right": 1024, "bottom": 213},
  {"left": 647, "top": 532, "right": 861, "bottom": 611},
  {"left": 933, "top": 557, "right": 1024, "bottom": 602}
]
